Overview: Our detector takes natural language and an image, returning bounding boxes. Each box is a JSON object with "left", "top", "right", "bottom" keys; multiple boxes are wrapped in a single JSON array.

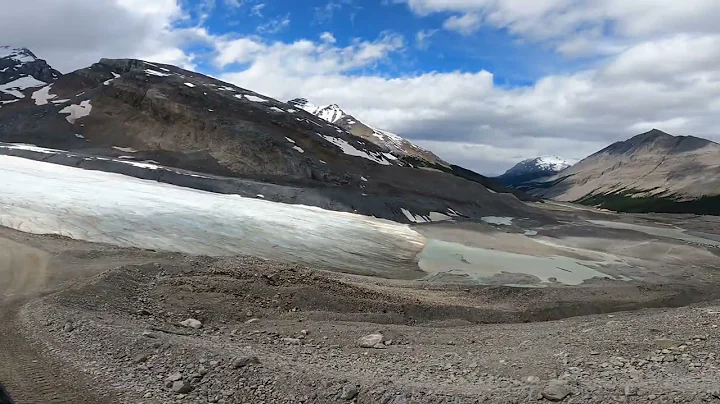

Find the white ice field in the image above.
[{"left": 0, "top": 155, "right": 426, "bottom": 277}]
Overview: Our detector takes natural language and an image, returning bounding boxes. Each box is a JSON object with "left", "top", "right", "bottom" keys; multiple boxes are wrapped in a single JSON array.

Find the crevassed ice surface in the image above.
[{"left": 0, "top": 156, "right": 426, "bottom": 278}]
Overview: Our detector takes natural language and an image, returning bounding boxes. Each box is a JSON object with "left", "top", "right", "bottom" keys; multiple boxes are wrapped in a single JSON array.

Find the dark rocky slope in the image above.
[{"left": 0, "top": 56, "right": 542, "bottom": 223}]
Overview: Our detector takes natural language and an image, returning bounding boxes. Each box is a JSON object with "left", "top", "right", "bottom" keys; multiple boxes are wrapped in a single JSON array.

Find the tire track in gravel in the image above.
[{"left": 0, "top": 237, "right": 117, "bottom": 404}]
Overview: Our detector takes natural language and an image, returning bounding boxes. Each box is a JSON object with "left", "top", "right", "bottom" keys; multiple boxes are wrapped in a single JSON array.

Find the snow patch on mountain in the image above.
[
  {"left": 288, "top": 98, "right": 445, "bottom": 166},
  {"left": 317, "top": 133, "right": 391, "bottom": 165},
  {"left": 31, "top": 85, "right": 57, "bottom": 105},
  {"left": 0, "top": 46, "right": 36, "bottom": 63},
  {"left": 315, "top": 104, "right": 345, "bottom": 123},
  {"left": 0, "top": 76, "right": 46, "bottom": 98},
  {"left": 59, "top": 100, "right": 92, "bottom": 124},
  {"left": 531, "top": 156, "right": 572, "bottom": 172}
]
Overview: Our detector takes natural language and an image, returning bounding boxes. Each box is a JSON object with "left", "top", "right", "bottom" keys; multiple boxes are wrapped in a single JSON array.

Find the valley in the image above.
[{"left": 2, "top": 46, "right": 720, "bottom": 404}]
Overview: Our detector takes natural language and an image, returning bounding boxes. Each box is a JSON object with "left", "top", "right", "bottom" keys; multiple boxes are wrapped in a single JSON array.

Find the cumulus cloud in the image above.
[
  {"left": 320, "top": 32, "right": 337, "bottom": 44},
  {"left": 442, "top": 13, "right": 481, "bottom": 35},
  {"left": 0, "top": 0, "right": 206, "bottom": 72}
]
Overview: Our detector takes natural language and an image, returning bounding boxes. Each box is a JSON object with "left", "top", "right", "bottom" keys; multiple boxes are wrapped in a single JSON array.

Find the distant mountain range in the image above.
[
  {"left": 496, "top": 156, "right": 572, "bottom": 188},
  {"left": 0, "top": 46, "right": 537, "bottom": 223},
  {"left": 515, "top": 129, "right": 720, "bottom": 215}
]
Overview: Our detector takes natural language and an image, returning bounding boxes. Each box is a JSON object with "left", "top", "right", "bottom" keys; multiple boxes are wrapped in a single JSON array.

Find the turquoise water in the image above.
[{"left": 418, "top": 238, "right": 621, "bottom": 286}]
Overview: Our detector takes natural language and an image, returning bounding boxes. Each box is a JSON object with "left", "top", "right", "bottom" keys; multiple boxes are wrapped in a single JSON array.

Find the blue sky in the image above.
[
  {"left": 6, "top": 0, "right": 720, "bottom": 174},
  {"left": 183, "top": 0, "right": 574, "bottom": 87}
]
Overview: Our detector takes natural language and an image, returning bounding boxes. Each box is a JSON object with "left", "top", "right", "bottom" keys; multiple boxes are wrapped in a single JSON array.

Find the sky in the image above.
[{"left": 3, "top": 0, "right": 720, "bottom": 175}]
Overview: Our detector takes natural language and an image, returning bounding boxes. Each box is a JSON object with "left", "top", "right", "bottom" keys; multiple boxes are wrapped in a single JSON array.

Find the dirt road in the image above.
[{"left": 0, "top": 229, "right": 163, "bottom": 404}]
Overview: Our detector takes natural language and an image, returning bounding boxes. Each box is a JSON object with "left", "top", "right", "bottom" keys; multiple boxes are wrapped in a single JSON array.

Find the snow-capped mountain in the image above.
[
  {"left": 288, "top": 98, "right": 446, "bottom": 166},
  {"left": 496, "top": 156, "right": 572, "bottom": 187},
  {"left": 0, "top": 46, "right": 60, "bottom": 104}
]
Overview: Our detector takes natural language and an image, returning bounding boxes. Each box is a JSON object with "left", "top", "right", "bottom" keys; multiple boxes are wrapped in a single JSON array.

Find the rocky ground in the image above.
[{"left": 2, "top": 223, "right": 720, "bottom": 404}]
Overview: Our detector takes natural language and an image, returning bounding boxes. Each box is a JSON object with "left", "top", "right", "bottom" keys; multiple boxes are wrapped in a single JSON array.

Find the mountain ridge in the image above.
[
  {"left": 526, "top": 129, "right": 720, "bottom": 214},
  {"left": 288, "top": 97, "right": 446, "bottom": 167},
  {"left": 0, "top": 50, "right": 541, "bottom": 223}
]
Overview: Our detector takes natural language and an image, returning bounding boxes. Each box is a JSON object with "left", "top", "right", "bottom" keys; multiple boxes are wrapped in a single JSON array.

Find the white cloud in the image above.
[
  {"left": 403, "top": 0, "right": 720, "bottom": 56},
  {"left": 320, "top": 32, "right": 337, "bottom": 43},
  {"left": 250, "top": 3, "right": 265, "bottom": 17},
  {"left": 214, "top": 32, "right": 404, "bottom": 72},
  {"left": 257, "top": 14, "right": 291, "bottom": 34},
  {"left": 0, "top": 0, "right": 204, "bottom": 72},
  {"left": 415, "top": 29, "right": 438, "bottom": 49},
  {"left": 442, "top": 13, "right": 481, "bottom": 35}
]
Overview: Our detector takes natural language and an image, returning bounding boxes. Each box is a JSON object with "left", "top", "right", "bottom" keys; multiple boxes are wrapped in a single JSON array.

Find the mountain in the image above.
[
  {"left": 529, "top": 129, "right": 720, "bottom": 214},
  {"left": 496, "top": 156, "right": 572, "bottom": 188},
  {"left": 0, "top": 46, "right": 61, "bottom": 104},
  {"left": 0, "top": 51, "right": 542, "bottom": 223},
  {"left": 288, "top": 98, "right": 446, "bottom": 167}
]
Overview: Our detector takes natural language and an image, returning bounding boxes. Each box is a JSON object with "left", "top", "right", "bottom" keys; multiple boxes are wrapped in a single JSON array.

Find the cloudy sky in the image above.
[{"left": 3, "top": 0, "right": 720, "bottom": 175}]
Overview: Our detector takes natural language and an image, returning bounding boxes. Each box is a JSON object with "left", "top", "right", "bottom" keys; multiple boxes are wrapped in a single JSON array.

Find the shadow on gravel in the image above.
[{"left": 0, "top": 384, "right": 15, "bottom": 404}]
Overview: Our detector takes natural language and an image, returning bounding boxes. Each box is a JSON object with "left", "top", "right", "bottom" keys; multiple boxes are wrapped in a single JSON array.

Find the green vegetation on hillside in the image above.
[{"left": 577, "top": 192, "right": 720, "bottom": 216}]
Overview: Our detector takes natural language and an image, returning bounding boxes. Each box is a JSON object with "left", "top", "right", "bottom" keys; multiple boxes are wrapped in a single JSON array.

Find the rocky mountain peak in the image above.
[
  {"left": 315, "top": 104, "right": 346, "bottom": 123},
  {"left": 288, "top": 97, "right": 446, "bottom": 166},
  {"left": 496, "top": 155, "right": 572, "bottom": 187},
  {"left": 0, "top": 46, "right": 61, "bottom": 102},
  {"left": 600, "top": 129, "right": 714, "bottom": 157}
]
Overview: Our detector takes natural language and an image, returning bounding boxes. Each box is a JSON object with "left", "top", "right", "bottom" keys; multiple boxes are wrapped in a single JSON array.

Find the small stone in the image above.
[
  {"left": 358, "top": 333, "right": 384, "bottom": 348},
  {"left": 542, "top": 380, "right": 571, "bottom": 401},
  {"left": 282, "top": 337, "right": 302, "bottom": 345},
  {"left": 340, "top": 385, "right": 359, "bottom": 400},
  {"left": 133, "top": 353, "right": 150, "bottom": 364},
  {"left": 245, "top": 318, "right": 260, "bottom": 324},
  {"left": 198, "top": 366, "right": 208, "bottom": 376},
  {"left": 300, "top": 329, "right": 309, "bottom": 336},
  {"left": 232, "top": 356, "right": 260, "bottom": 368},
  {"left": 526, "top": 376, "right": 541, "bottom": 384},
  {"left": 589, "top": 351, "right": 600, "bottom": 355},
  {"left": 179, "top": 318, "right": 203, "bottom": 329},
  {"left": 391, "top": 395, "right": 409, "bottom": 404},
  {"left": 63, "top": 323, "right": 74, "bottom": 333},
  {"left": 167, "top": 372, "right": 183, "bottom": 382},
  {"left": 655, "top": 339, "right": 681, "bottom": 349},
  {"left": 142, "top": 330, "right": 158, "bottom": 339},
  {"left": 624, "top": 384, "right": 638, "bottom": 396},
  {"left": 171, "top": 380, "right": 192, "bottom": 394}
]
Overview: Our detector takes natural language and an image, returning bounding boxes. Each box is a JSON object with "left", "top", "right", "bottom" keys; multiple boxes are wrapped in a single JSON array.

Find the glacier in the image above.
[{"left": 0, "top": 156, "right": 426, "bottom": 278}]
